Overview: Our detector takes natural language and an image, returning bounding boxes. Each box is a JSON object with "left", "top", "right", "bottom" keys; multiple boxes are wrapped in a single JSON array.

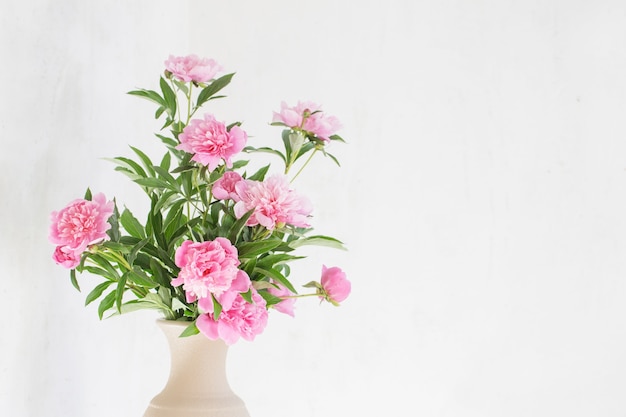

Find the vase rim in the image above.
[{"left": 155, "top": 318, "right": 193, "bottom": 328}]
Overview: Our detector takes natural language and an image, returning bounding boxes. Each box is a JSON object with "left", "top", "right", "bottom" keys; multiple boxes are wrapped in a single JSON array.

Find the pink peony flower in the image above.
[
  {"left": 198, "top": 269, "right": 252, "bottom": 314},
  {"left": 176, "top": 114, "right": 247, "bottom": 171},
  {"left": 52, "top": 245, "right": 82, "bottom": 269},
  {"left": 268, "top": 281, "right": 296, "bottom": 317},
  {"left": 272, "top": 101, "right": 342, "bottom": 142},
  {"left": 320, "top": 265, "right": 351, "bottom": 304},
  {"left": 233, "top": 174, "right": 312, "bottom": 230},
  {"left": 196, "top": 288, "right": 268, "bottom": 345},
  {"left": 164, "top": 54, "right": 222, "bottom": 83},
  {"left": 49, "top": 193, "right": 114, "bottom": 253},
  {"left": 212, "top": 171, "right": 243, "bottom": 201},
  {"left": 172, "top": 238, "right": 242, "bottom": 306}
]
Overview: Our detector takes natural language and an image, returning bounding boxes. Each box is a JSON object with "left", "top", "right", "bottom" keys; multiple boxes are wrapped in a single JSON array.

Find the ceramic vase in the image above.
[{"left": 143, "top": 319, "right": 250, "bottom": 417}]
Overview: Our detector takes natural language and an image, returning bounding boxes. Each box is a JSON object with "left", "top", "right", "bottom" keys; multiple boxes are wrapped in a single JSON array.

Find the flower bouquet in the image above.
[{"left": 48, "top": 54, "right": 351, "bottom": 345}]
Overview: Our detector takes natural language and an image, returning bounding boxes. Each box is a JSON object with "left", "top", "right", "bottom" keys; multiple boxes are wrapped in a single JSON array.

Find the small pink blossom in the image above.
[
  {"left": 320, "top": 265, "right": 351, "bottom": 304},
  {"left": 176, "top": 114, "right": 247, "bottom": 171},
  {"left": 233, "top": 174, "right": 312, "bottom": 230},
  {"left": 52, "top": 245, "right": 82, "bottom": 269},
  {"left": 164, "top": 54, "right": 222, "bottom": 83},
  {"left": 268, "top": 281, "right": 296, "bottom": 317},
  {"left": 196, "top": 288, "right": 268, "bottom": 345},
  {"left": 172, "top": 238, "right": 242, "bottom": 306},
  {"left": 272, "top": 101, "right": 342, "bottom": 142},
  {"left": 212, "top": 171, "right": 243, "bottom": 201},
  {"left": 49, "top": 193, "right": 114, "bottom": 253}
]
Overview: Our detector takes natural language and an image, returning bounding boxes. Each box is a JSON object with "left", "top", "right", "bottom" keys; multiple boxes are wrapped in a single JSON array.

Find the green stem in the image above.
[
  {"left": 280, "top": 292, "right": 320, "bottom": 299},
  {"left": 290, "top": 148, "right": 318, "bottom": 183},
  {"left": 186, "top": 82, "right": 193, "bottom": 124},
  {"left": 88, "top": 248, "right": 149, "bottom": 297}
]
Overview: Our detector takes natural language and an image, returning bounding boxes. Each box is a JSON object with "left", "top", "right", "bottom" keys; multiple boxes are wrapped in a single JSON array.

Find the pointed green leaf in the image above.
[
  {"left": 254, "top": 267, "right": 297, "bottom": 293},
  {"left": 153, "top": 166, "right": 180, "bottom": 192},
  {"left": 240, "top": 289, "right": 253, "bottom": 304},
  {"left": 288, "top": 235, "right": 347, "bottom": 250},
  {"left": 127, "top": 89, "right": 165, "bottom": 106},
  {"left": 85, "top": 281, "right": 114, "bottom": 306},
  {"left": 246, "top": 164, "right": 270, "bottom": 182},
  {"left": 179, "top": 321, "right": 200, "bottom": 337},
  {"left": 97, "top": 290, "right": 117, "bottom": 319},
  {"left": 130, "top": 146, "right": 156, "bottom": 177},
  {"left": 160, "top": 77, "right": 177, "bottom": 117},
  {"left": 227, "top": 209, "right": 253, "bottom": 243},
  {"left": 196, "top": 73, "right": 234, "bottom": 108},
  {"left": 243, "top": 146, "right": 286, "bottom": 163},
  {"left": 120, "top": 208, "right": 146, "bottom": 239},
  {"left": 106, "top": 156, "right": 148, "bottom": 178},
  {"left": 212, "top": 294, "right": 222, "bottom": 320},
  {"left": 70, "top": 269, "right": 80, "bottom": 291},
  {"left": 237, "top": 239, "right": 282, "bottom": 258},
  {"left": 116, "top": 272, "right": 128, "bottom": 312}
]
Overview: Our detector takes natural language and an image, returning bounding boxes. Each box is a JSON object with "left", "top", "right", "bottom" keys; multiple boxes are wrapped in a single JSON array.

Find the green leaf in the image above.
[
  {"left": 134, "top": 177, "right": 178, "bottom": 192},
  {"left": 81, "top": 266, "right": 117, "bottom": 282},
  {"left": 295, "top": 142, "right": 316, "bottom": 161},
  {"left": 247, "top": 164, "right": 270, "bottom": 181},
  {"left": 153, "top": 166, "right": 180, "bottom": 192},
  {"left": 98, "top": 290, "right": 117, "bottom": 319},
  {"left": 160, "top": 77, "right": 177, "bottom": 117},
  {"left": 158, "top": 286, "right": 172, "bottom": 307},
  {"left": 128, "top": 237, "right": 149, "bottom": 265},
  {"left": 127, "top": 89, "right": 165, "bottom": 106},
  {"left": 85, "top": 253, "right": 121, "bottom": 279},
  {"left": 322, "top": 149, "right": 341, "bottom": 167},
  {"left": 254, "top": 267, "right": 297, "bottom": 294},
  {"left": 70, "top": 269, "right": 80, "bottom": 291},
  {"left": 237, "top": 239, "right": 283, "bottom": 259},
  {"left": 150, "top": 258, "right": 172, "bottom": 288},
  {"left": 196, "top": 73, "right": 234, "bottom": 108},
  {"left": 240, "top": 289, "right": 253, "bottom": 303},
  {"left": 106, "top": 156, "right": 148, "bottom": 178},
  {"left": 227, "top": 209, "right": 253, "bottom": 243},
  {"left": 85, "top": 281, "right": 114, "bottom": 306},
  {"left": 128, "top": 267, "right": 157, "bottom": 288},
  {"left": 288, "top": 235, "right": 347, "bottom": 250},
  {"left": 167, "top": 218, "right": 202, "bottom": 251},
  {"left": 179, "top": 321, "right": 200, "bottom": 337},
  {"left": 130, "top": 146, "right": 156, "bottom": 177},
  {"left": 160, "top": 151, "right": 172, "bottom": 171},
  {"left": 84, "top": 188, "right": 93, "bottom": 200},
  {"left": 212, "top": 294, "right": 222, "bottom": 320},
  {"left": 329, "top": 134, "right": 346, "bottom": 143},
  {"left": 116, "top": 300, "right": 162, "bottom": 314},
  {"left": 170, "top": 164, "right": 196, "bottom": 174},
  {"left": 163, "top": 200, "right": 186, "bottom": 238},
  {"left": 243, "top": 146, "right": 286, "bottom": 163},
  {"left": 120, "top": 208, "right": 146, "bottom": 239},
  {"left": 155, "top": 106, "right": 166, "bottom": 119},
  {"left": 155, "top": 134, "right": 178, "bottom": 149},
  {"left": 258, "top": 290, "right": 284, "bottom": 307},
  {"left": 101, "top": 241, "right": 131, "bottom": 253},
  {"left": 172, "top": 297, "right": 189, "bottom": 312},
  {"left": 107, "top": 202, "right": 121, "bottom": 242},
  {"left": 153, "top": 190, "right": 179, "bottom": 214},
  {"left": 116, "top": 272, "right": 128, "bottom": 312},
  {"left": 255, "top": 253, "right": 304, "bottom": 269}
]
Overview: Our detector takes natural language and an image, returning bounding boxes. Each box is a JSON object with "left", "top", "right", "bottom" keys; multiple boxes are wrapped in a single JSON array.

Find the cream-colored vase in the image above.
[{"left": 143, "top": 319, "right": 250, "bottom": 417}]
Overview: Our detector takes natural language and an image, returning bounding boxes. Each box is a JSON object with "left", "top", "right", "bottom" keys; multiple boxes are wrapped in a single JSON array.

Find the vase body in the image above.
[{"left": 143, "top": 319, "right": 250, "bottom": 417}]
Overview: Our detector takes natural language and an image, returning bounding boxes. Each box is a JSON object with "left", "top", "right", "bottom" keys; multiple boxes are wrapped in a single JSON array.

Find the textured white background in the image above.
[{"left": 2, "top": 0, "right": 626, "bottom": 416}]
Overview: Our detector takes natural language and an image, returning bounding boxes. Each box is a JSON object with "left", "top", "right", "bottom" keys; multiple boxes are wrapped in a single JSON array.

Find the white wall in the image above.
[{"left": 2, "top": 1, "right": 626, "bottom": 416}]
